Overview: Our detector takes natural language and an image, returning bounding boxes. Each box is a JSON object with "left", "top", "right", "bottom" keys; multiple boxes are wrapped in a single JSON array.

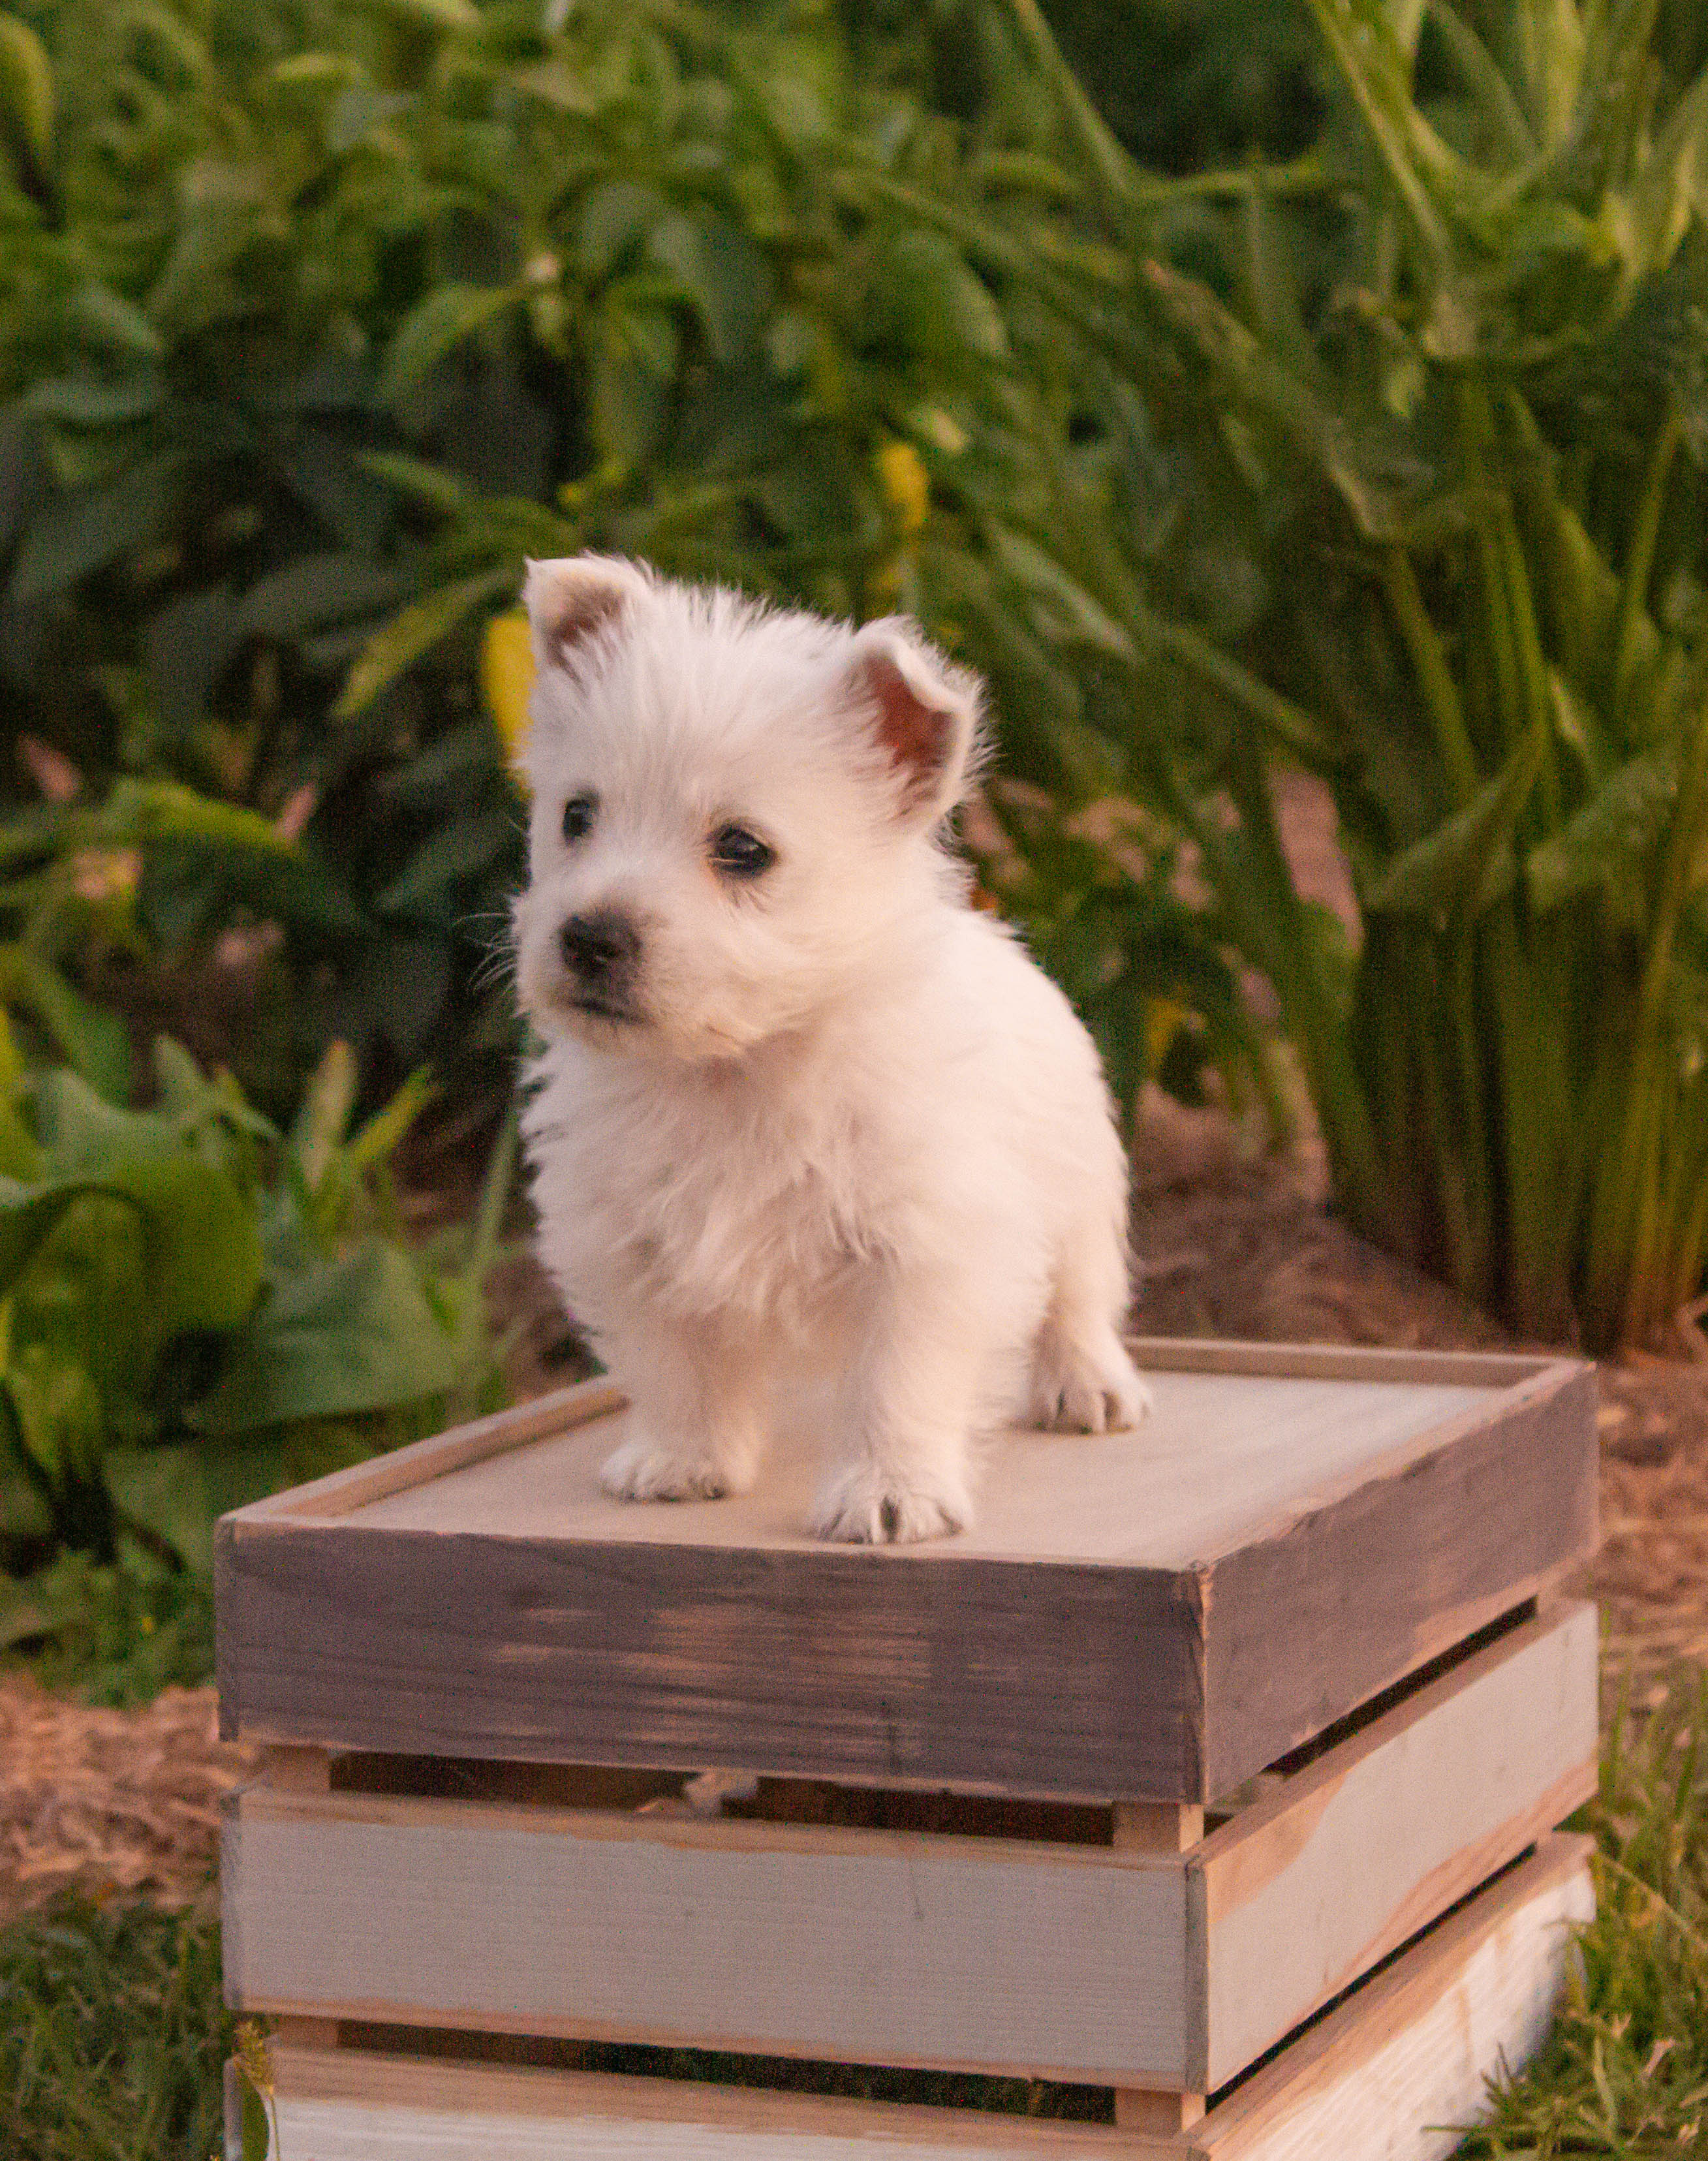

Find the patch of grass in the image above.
[
  {"left": 1, "top": 1550, "right": 214, "bottom": 1707},
  {"left": 1462, "top": 1675, "right": 1708, "bottom": 2155},
  {"left": 0, "top": 1898, "right": 230, "bottom": 2161}
]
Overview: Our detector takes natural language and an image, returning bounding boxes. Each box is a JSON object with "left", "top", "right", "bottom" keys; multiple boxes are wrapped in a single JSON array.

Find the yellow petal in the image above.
[
  {"left": 482, "top": 611, "right": 536, "bottom": 784},
  {"left": 876, "top": 439, "right": 929, "bottom": 538}
]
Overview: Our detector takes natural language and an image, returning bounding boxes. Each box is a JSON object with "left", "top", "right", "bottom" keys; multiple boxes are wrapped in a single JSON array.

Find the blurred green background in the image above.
[{"left": 3, "top": 0, "right": 1708, "bottom": 1621}]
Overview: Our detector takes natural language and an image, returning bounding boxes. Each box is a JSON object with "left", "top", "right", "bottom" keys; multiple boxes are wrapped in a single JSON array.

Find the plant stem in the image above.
[{"left": 1380, "top": 546, "right": 1480, "bottom": 807}]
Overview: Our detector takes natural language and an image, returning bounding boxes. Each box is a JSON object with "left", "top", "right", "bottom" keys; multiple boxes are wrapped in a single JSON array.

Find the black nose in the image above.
[{"left": 559, "top": 909, "right": 641, "bottom": 985}]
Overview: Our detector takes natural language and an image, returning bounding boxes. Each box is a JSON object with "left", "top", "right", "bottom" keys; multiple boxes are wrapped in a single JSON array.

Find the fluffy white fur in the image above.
[{"left": 513, "top": 554, "right": 1149, "bottom": 1544}]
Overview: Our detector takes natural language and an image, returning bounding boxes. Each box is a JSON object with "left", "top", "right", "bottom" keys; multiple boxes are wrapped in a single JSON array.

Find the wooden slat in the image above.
[
  {"left": 216, "top": 1351, "right": 1596, "bottom": 1799},
  {"left": 1125, "top": 1339, "right": 1560, "bottom": 1388},
  {"left": 239, "top": 1840, "right": 1592, "bottom": 2160},
  {"left": 238, "top": 1380, "right": 624, "bottom": 1522},
  {"left": 224, "top": 1791, "right": 1192, "bottom": 2084},
  {"left": 1196, "top": 1600, "right": 1596, "bottom": 2087},
  {"left": 221, "top": 1606, "right": 1594, "bottom": 2092}
]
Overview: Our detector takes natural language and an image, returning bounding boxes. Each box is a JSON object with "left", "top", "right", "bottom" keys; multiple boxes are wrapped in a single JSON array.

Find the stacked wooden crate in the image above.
[{"left": 216, "top": 1339, "right": 1600, "bottom": 2159}]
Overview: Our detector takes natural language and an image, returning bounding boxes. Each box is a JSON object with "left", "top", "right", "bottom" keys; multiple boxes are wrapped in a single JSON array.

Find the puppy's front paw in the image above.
[
  {"left": 600, "top": 1433, "right": 743, "bottom": 1503},
  {"left": 808, "top": 1460, "right": 970, "bottom": 1545},
  {"left": 1030, "top": 1336, "right": 1153, "bottom": 1434}
]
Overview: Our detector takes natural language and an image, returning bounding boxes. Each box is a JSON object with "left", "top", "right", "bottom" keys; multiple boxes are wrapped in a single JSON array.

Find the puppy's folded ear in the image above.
[
  {"left": 845, "top": 620, "right": 982, "bottom": 826},
  {"left": 523, "top": 555, "right": 652, "bottom": 673}
]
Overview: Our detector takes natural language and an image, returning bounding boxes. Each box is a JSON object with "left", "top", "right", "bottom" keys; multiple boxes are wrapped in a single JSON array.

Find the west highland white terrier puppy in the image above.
[{"left": 513, "top": 554, "right": 1149, "bottom": 1544}]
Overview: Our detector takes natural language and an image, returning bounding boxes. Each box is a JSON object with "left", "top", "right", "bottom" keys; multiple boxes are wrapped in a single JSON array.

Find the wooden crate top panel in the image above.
[
  {"left": 216, "top": 1340, "right": 1596, "bottom": 1801},
  {"left": 330, "top": 1373, "right": 1497, "bottom": 1566},
  {"left": 221, "top": 1604, "right": 1596, "bottom": 2091},
  {"left": 241, "top": 1836, "right": 1594, "bottom": 2160}
]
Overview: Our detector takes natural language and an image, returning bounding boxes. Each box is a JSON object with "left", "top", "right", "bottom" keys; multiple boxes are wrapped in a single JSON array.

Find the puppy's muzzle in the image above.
[{"left": 559, "top": 909, "right": 643, "bottom": 1018}]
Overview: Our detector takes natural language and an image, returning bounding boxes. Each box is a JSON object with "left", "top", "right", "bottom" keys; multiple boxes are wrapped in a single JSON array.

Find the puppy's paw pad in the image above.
[
  {"left": 1031, "top": 1346, "right": 1153, "bottom": 1433},
  {"left": 809, "top": 1463, "right": 969, "bottom": 1545},
  {"left": 600, "top": 1436, "right": 733, "bottom": 1503}
]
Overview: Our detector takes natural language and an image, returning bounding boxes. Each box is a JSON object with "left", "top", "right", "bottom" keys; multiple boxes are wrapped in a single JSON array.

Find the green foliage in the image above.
[
  {"left": 908, "top": 0, "right": 1708, "bottom": 1349},
  {"left": 0, "top": 1028, "right": 506, "bottom": 1576},
  {"left": 0, "top": 1546, "right": 213, "bottom": 1704},
  {"left": 0, "top": 0, "right": 1063, "bottom": 1117},
  {"left": 0, "top": 1897, "right": 232, "bottom": 2161},
  {"left": 1462, "top": 1673, "right": 1708, "bottom": 2153}
]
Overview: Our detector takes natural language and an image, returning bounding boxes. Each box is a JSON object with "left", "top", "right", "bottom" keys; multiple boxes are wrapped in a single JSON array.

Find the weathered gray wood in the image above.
[
  {"left": 215, "top": 1345, "right": 1596, "bottom": 1801},
  {"left": 220, "top": 1606, "right": 1593, "bottom": 2092},
  {"left": 236, "top": 1839, "right": 1592, "bottom": 2161}
]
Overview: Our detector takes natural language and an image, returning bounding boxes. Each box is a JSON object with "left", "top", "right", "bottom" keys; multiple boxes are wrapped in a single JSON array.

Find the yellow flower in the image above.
[
  {"left": 482, "top": 610, "right": 536, "bottom": 783},
  {"left": 876, "top": 438, "right": 930, "bottom": 538}
]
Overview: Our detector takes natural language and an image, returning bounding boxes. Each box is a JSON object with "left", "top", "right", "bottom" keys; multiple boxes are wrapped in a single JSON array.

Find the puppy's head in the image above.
[{"left": 511, "top": 554, "right": 982, "bottom": 1061}]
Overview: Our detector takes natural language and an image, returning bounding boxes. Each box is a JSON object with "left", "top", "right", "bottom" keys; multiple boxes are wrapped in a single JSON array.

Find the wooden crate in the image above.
[
  {"left": 217, "top": 1338, "right": 1599, "bottom": 2154},
  {"left": 222, "top": 1602, "right": 1596, "bottom": 2092},
  {"left": 217, "top": 1341, "right": 1596, "bottom": 1802},
  {"left": 228, "top": 1837, "right": 1595, "bottom": 2160}
]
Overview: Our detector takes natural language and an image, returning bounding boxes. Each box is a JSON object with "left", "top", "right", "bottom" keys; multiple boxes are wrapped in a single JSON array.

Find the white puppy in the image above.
[{"left": 513, "top": 555, "right": 1149, "bottom": 1543}]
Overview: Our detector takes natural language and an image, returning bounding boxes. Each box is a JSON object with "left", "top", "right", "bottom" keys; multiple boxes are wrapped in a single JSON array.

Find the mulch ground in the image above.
[{"left": 0, "top": 1676, "right": 256, "bottom": 1922}]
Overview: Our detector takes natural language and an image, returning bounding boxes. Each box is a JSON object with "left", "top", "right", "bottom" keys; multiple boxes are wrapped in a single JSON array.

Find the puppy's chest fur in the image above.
[{"left": 531, "top": 1049, "right": 899, "bottom": 1332}]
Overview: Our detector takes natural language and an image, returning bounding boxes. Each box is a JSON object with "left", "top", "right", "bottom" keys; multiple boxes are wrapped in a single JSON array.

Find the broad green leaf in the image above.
[
  {"left": 192, "top": 1239, "right": 468, "bottom": 1432},
  {"left": 376, "top": 808, "right": 518, "bottom": 920},
  {"left": 356, "top": 450, "right": 468, "bottom": 516},
  {"left": 335, "top": 567, "right": 510, "bottom": 719},
  {"left": 24, "top": 374, "right": 163, "bottom": 428},
  {"left": 0, "top": 13, "right": 53, "bottom": 172},
  {"left": 580, "top": 181, "right": 668, "bottom": 279},
  {"left": 99, "top": 777, "right": 296, "bottom": 858},
  {"left": 1364, "top": 726, "right": 1547, "bottom": 916},
  {"left": 292, "top": 1039, "right": 358, "bottom": 1196},
  {"left": 69, "top": 285, "right": 164, "bottom": 360},
  {"left": 0, "top": 948, "right": 131, "bottom": 1103},
  {"left": 647, "top": 214, "right": 772, "bottom": 362},
  {"left": 1527, "top": 742, "right": 1681, "bottom": 912},
  {"left": 238, "top": 554, "right": 415, "bottom": 640},
  {"left": 0, "top": 1157, "right": 263, "bottom": 1335},
  {"left": 8, "top": 456, "right": 183, "bottom": 606},
  {"left": 380, "top": 283, "right": 521, "bottom": 406}
]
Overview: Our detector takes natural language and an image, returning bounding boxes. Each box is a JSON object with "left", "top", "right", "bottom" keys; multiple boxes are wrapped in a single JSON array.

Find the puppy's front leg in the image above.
[
  {"left": 599, "top": 1314, "right": 770, "bottom": 1504},
  {"left": 810, "top": 1268, "right": 985, "bottom": 1544}
]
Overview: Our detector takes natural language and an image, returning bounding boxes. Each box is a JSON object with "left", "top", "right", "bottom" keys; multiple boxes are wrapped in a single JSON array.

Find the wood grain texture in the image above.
[
  {"left": 1200, "top": 1360, "right": 1596, "bottom": 1797},
  {"left": 223, "top": 1786, "right": 1192, "bottom": 2083},
  {"left": 220, "top": 1608, "right": 1593, "bottom": 2092},
  {"left": 235, "top": 1842, "right": 1591, "bottom": 2160},
  {"left": 1196, "top": 1602, "right": 1597, "bottom": 2087},
  {"left": 215, "top": 1345, "right": 1596, "bottom": 1801},
  {"left": 1200, "top": 1837, "right": 1594, "bottom": 2160}
]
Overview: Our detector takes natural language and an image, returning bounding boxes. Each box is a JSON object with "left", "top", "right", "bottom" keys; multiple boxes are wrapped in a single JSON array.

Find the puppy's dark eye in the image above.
[
  {"left": 710, "top": 824, "right": 775, "bottom": 878},
  {"left": 563, "top": 792, "right": 597, "bottom": 844}
]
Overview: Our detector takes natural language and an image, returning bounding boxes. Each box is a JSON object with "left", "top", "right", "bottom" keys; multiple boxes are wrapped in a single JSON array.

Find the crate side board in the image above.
[
  {"left": 1194, "top": 1600, "right": 1597, "bottom": 2088},
  {"left": 1200, "top": 1359, "right": 1596, "bottom": 1798},
  {"left": 216, "top": 1523, "right": 1205, "bottom": 1797},
  {"left": 223, "top": 1792, "right": 1194, "bottom": 2084}
]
